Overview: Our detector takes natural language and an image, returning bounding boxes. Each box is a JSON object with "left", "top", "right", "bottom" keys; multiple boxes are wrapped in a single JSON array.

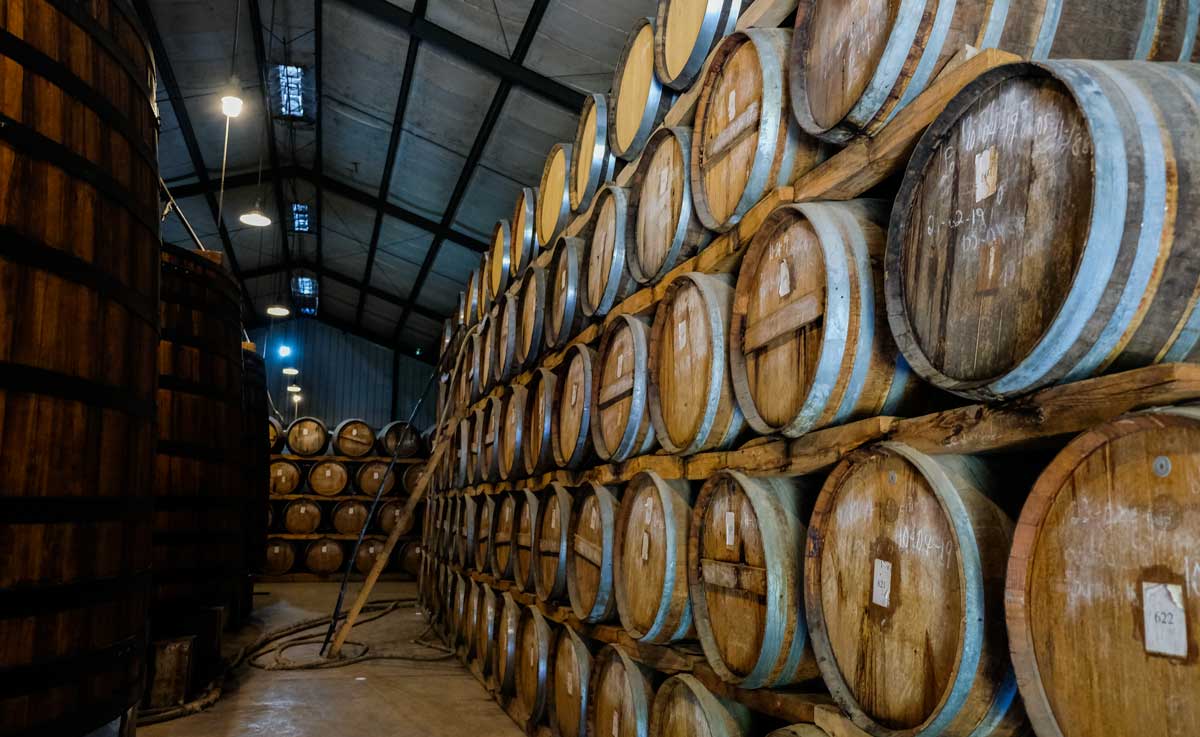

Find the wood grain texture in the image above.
[
  {"left": 525, "top": 368, "right": 559, "bottom": 476},
  {"left": 356, "top": 461, "right": 398, "bottom": 496},
  {"left": 331, "top": 419, "right": 376, "bottom": 457},
  {"left": 379, "top": 499, "right": 415, "bottom": 537},
  {"left": 332, "top": 500, "right": 369, "bottom": 536},
  {"left": 513, "top": 490, "right": 541, "bottom": 592},
  {"left": 515, "top": 604, "right": 554, "bottom": 723},
  {"left": 535, "top": 483, "right": 573, "bottom": 603},
  {"left": 567, "top": 481, "right": 621, "bottom": 623},
  {"left": 513, "top": 187, "right": 542, "bottom": 280},
  {"left": 571, "top": 94, "right": 619, "bottom": 213},
  {"left": 287, "top": 417, "right": 329, "bottom": 456},
  {"left": 587, "top": 645, "right": 661, "bottom": 737},
  {"left": 593, "top": 315, "right": 658, "bottom": 462},
  {"left": 551, "top": 627, "right": 594, "bottom": 737},
  {"left": 518, "top": 265, "right": 548, "bottom": 370},
  {"left": 490, "top": 219, "right": 515, "bottom": 301},
  {"left": 271, "top": 460, "right": 303, "bottom": 495},
  {"left": 265, "top": 539, "right": 296, "bottom": 575},
  {"left": 284, "top": 500, "right": 322, "bottom": 534},
  {"left": 649, "top": 674, "right": 752, "bottom": 737},
  {"left": 655, "top": 0, "right": 744, "bottom": 91},
  {"left": 538, "top": 144, "right": 575, "bottom": 247},
  {"left": 493, "top": 492, "right": 520, "bottom": 580},
  {"left": 612, "top": 18, "right": 676, "bottom": 160},
  {"left": 305, "top": 539, "right": 344, "bottom": 574},
  {"left": 308, "top": 460, "right": 349, "bottom": 496},
  {"left": 500, "top": 380, "right": 529, "bottom": 481},
  {"left": 554, "top": 344, "right": 598, "bottom": 469},
  {"left": 583, "top": 184, "right": 639, "bottom": 319},
  {"left": 495, "top": 591, "right": 523, "bottom": 702},
  {"left": 548, "top": 236, "right": 589, "bottom": 350}
]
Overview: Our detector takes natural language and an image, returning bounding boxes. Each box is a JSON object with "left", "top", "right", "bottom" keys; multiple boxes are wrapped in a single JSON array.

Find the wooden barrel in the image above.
[
  {"left": 887, "top": 61, "right": 1200, "bottom": 400},
  {"left": 309, "top": 460, "right": 350, "bottom": 496},
  {"left": 271, "top": 459, "right": 303, "bottom": 495},
  {"left": 463, "top": 580, "right": 481, "bottom": 660},
  {"left": 513, "top": 186, "right": 542, "bottom": 278},
  {"left": 583, "top": 184, "right": 638, "bottom": 318},
  {"left": 615, "top": 471, "right": 694, "bottom": 643},
  {"left": 500, "top": 380, "right": 529, "bottom": 481},
  {"left": 689, "top": 470, "right": 820, "bottom": 687},
  {"left": 265, "top": 540, "right": 296, "bottom": 575},
  {"left": 524, "top": 368, "right": 559, "bottom": 476},
  {"left": 155, "top": 246, "right": 247, "bottom": 629},
  {"left": 495, "top": 592, "right": 522, "bottom": 701},
  {"left": 655, "top": 0, "right": 744, "bottom": 90},
  {"left": 305, "top": 539, "right": 344, "bottom": 574},
  {"left": 380, "top": 499, "right": 416, "bottom": 537},
  {"left": 356, "top": 461, "right": 397, "bottom": 496},
  {"left": 457, "top": 290, "right": 470, "bottom": 328},
  {"left": 588, "top": 645, "right": 659, "bottom": 737},
  {"left": 332, "top": 500, "right": 369, "bottom": 536},
  {"left": 450, "top": 573, "right": 470, "bottom": 652},
  {"left": 547, "top": 235, "right": 588, "bottom": 349},
  {"left": 535, "top": 483, "right": 573, "bottom": 602},
  {"left": 1007, "top": 407, "right": 1200, "bottom": 737},
  {"left": 400, "top": 462, "right": 426, "bottom": 495},
  {"left": 269, "top": 416, "right": 286, "bottom": 452},
  {"left": 551, "top": 628, "right": 594, "bottom": 737},
  {"left": 354, "top": 538, "right": 391, "bottom": 574},
  {"left": 468, "top": 407, "right": 485, "bottom": 484},
  {"left": 515, "top": 605, "right": 554, "bottom": 723},
  {"left": 480, "top": 394, "right": 504, "bottom": 482},
  {"left": 465, "top": 328, "right": 486, "bottom": 404},
  {"left": 492, "top": 492, "right": 519, "bottom": 579},
  {"left": 650, "top": 675, "right": 752, "bottom": 737},
  {"left": 611, "top": 17, "right": 675, "bottom": 161},
  {"left": 537, "top": 143, "right": 574, "bottom": 247},
  {"left": 732, "top": 200, "right": 919, "bottom": 436},
  {"left": 475, "top": 495, "right": 496, "bottom": 572},
  {"left": 331, "top": 419, "right": 375, "bottom": 457},
  {"left": 791, "top": 1, "right": 1200, "bottom": 144},
  {"left": 456, "top": 417, "right": 473, "bottom": 487},
  {"left": 475, "top": 584, "right": 499, "bottom": 675},
  {"left": 466, "top": 269, "right": 482, "bottom": 327},
  {"left": 397, "top": 541, "right": 421, "bottom": 576},
  {"left": 378, "top": 420, "right": 423, "bottom": 458},
  {"left": 458, "top": 496, "right": 479, "bottom": 570},
  {"left": 692, "top": 29, "right": 829, "bottom": 233},
  {"left": 284, "top": 500, "right": 322, "bottom": 534},
  {"left": 571, "top": 93, "right": 619, "bottom": 213},
  {"left": 287, "top": 417, "right": 329, "bottom": 456},
  {"left": 630, "top": 126, "right": 712, "bottom": 285},
  {"left": 479, "top": 308, "right": 498, "bottom": 396},
  {"left": 806, "top": 443, "right": 1022, "bottom": 737},
  {"left": 517, "top": 265, "right": 548, "bottom": 370},
  {"left": 554, "top": 344, "right": 598, "bottom": 469},
  {"left": 0, "top": 1, "right": 158, "bottom": 726},
  {"left": 489, "top": 219, "right": 514, "bottom": 302},
  {"left": 495, "top": 292, "right": 521, "bottom": 383},
  {"left": 509, "top": 490, "right": 538, "bottom": 592},
  {"left": 593, "top": 315, "right": 657, "bottom": 462},
  {"left": 567, "top": 481, "right": 620, "bottom": 623},
  {"left": 649, "top": 272, "right": 745, "bottom": 455}
]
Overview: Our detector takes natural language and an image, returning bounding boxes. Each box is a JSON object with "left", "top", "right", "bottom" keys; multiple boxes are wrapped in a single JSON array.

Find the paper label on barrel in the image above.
[
  {"left": 1143, "top": 582, "right": 1188, "bottom": 657},
  {"left": 676, "top": 319, "right": 687, "bottom": 349},
  {"left": 725, "top": 511, "right": 736, "bottom": 546},
  {"left": 644, "top": 497, "right": 653, "bottom": 524},
  {"left": 325, "top": 468, "right": 332, "bottom": 477},
  {"left": 300, "top": 507, "right": 307, "bottom": 514},
  {"left": 726, "top": 89, "right": 737, "bottom": 121},
  {"left": 641, "top": 531, "right": 650, "bottom": 561},
  {"left": 571, "top": 384, "right": 578, "bottom": 406},
  {"left": 273, "top": 546, "right": 280, "bottom": 554},
  {"left": 590, "top": 506, "right": 599, "bottom": 529},
  {"left": 278, "top": 469, "right": 284, "bottom": 477},
  {"left": 975, "top": 147, "right": 999, "bottom": 203},
  {"left": 778, "top": 260, "right": 791, "bottom": 298},
  {"left": 303, "top": 428, "right": 309, "bottom": 435},
  {"left": 348, "top": 507, "right": 355, "bottom": 515},
  {"left": 565, "top": 667, "right": 573, "bottom": 694},
  {"left": 373, "top": 472, "right": 380, "bottom": 480},
  {"left": 872, "top": 559, "right": 893, "bottom": 608},
  {"left": 616, "top": 353, "right": 625, "bottom": 377},
  {"left": 351, "top": 428, "right": 358, "bottom": 436},
  {"left": 321, "top": 545, "right": 328, "bottom": 553},
  {"left": 612, "top": 711, "right": 619, "bottom": 737}
]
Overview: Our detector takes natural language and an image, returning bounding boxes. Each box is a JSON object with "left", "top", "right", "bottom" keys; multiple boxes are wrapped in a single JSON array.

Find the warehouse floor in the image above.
[{"left": 143, "top": 582, "right": 521, "bottom": 737}]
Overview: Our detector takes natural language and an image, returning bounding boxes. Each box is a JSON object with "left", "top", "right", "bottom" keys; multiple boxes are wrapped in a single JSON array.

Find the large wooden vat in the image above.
[
  {"left": 514, "top": 605, "right": 554, "bottom": 724},
  {"left": 535, "top": 483, "right": 572, "bottom": 602},
  {"left": 629, "top": 126, "right": 711, "bottom": 285},
  {"left": 571, "top": 93, "right": 618, "bottom": 213},
  {"left": 614, "top": 472, "right": 694, "bottom": 643},
  {"left": 887, "top": 61, "right": 1200, "bottom": 400},
  {"left": 649, "top": 675, "right": 752, "bottom": 737},
  {"left": 732, "top": 200, "right": 918, "bottom": 436},
  {"left": 611, "top": 17, "right": 675, "bottom": 161},
  {"left": 654, "top": 0, "right": 745, "bottom": 90},
  {"left": 1007, "top": 407, "right": 1200, "bottom": 737},
  {"left": 537, "top": 143, "right": 574, "bottom": 247},
  {"left": 689, "top": 470, "right": 820, "bottom": 687},
  {"left": 554, "top": 344, "right": 598, "bottom": 469},
  {"left": 593, "top": 315, "right": 657, "bottom": 462},
  {"left": 806, "top": 443, "right": 1024, "bottom": 736},
  {"left": 567, "top": 481, "right": 620, "bottom": 623},
  {"left": 583, "top": 184, "right": 638, "bottom": 319},
  {"left": 588, "top": 645, "right": 660, "bottom": 737},
  {"left": 0, "top": 0, "right": 158, "bottom": 730},
  {"left": 551, "top": 627, "right": 593, "bottom": 737},
  {"left": 791, "top": 0, "right": 1200, "bottom": 143}
]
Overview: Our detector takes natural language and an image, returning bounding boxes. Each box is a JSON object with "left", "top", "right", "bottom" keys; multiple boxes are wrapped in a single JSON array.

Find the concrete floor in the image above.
[{"left": 143, "top": 582, "right": 523, "bottom": 737}]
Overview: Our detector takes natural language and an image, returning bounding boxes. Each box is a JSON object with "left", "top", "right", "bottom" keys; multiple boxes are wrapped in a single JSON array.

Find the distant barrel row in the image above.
[
  {"left": 270, "top": 457, "right": 426, "bottom": 497},
  {"left": 266, "top": 538, "right": 421, "bottom": 577},
  {"left": 270, "top": 416, "right": 426, "bottom": 458}
]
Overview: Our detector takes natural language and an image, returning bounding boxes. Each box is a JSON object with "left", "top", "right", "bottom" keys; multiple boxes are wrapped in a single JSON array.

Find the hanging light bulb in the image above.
[
  {"left": 282, "top": 367, "right": 299, "bottom": 376},
  {"left": 240, "top": 201, "right": 272, "bottom": 227},
  {"left": 286, "top": 384, "right": 302, "bottom": 393},
  {"left": 220, "top": 75, "right": 244, "bottom": 118},
  {"left": 266, "top": 304, "right": 290, "bottom": 317}
]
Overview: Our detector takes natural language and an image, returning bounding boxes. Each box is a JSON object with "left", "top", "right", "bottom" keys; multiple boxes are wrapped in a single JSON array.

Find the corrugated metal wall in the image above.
[{"left": 249, "top": 318, "right": 436, "bottom": 432}]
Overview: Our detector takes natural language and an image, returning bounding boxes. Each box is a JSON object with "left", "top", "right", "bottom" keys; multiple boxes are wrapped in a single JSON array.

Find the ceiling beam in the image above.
[
  {"left": 393, "top": 0, "right": 553, "bottom": 341},
  {"left": 246, "top": 0, "right": 294, "bottom": 273},
  {"left": 315, "top": 0, "right": 325, "bottom": 317},
  {"left": 331, "top": 0, "right": 582, "bottom": 110},
  {"left": 356, "top": 0, "right": 428, "bottom": 329},
  {"left": 165, "top": 167, "right": 489, "bottom": 252},
  {"left": 131, "top": 0, "right": 256, "bottom": 318},
  {"left": 241, "top": 260, "right": 446, "bottom": 323}
]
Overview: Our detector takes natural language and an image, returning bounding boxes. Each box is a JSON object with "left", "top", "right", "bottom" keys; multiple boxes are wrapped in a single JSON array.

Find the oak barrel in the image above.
[
  {"left": 465, "top": 269, "right": 481, "bottom": 327},
  {"left": 537, "top": 143, "right": 574, "bottom": 247},
  {"left": 305, "top": 539, "right": 344, "bottom": 574},
  {"left": 265, "top": 540, "right": 296, "bottom": 576},
  {"left": 284, "top": 500, "right": 322, "bottom": 534},
  {"left": 805, "top": 443, "right": 1022, "bottom": 736},
  {"left": 689, "top": 470, "right": 820, "bottom": 687},
  {"left": 353, "top": 538, "right": 392, "bottom": 575},
  {"left": 475, "top": 584, "right": 498, "bottom": 675},
  {"left": 467, "top": 407, "right": 485, "bottom": 485},
  {"left": 588, "top": 645, "right": 659, "bottom": 737},
  {"left": 495, "top": 292, "right": 521, "bottom": 383},
  {"left": 332, "top": 500, "right": 369, "bottom": 536},
  {"left": 515, "top": 605, "right": 554, "bottom": 724},
  {"left": 630, "top": 126, "right": 712, "bottom": 285},
  {"left": 571, "top": 93, "right": 619, "bottom": 213},
  {"left": 649, "top": 675, "right": 752, "bottom": 737},
  {"left": 492, "top": 492, "right": 520, "bottom": 579},
  {"left": 479, "top": 307, "right": 498, "bottom": 396},
  {"left": 583, "top": 184, "right": 638, "bottom": 318},
  {"left": 400, "top": 462, "right": 425, "bottom": 495},
  {"left": 524, "top": 368, "right": 559, "bottom": 476},
  {"left": 547, "top": 235, "right": 588, "bottom": 350},
  {"left": 554, "top": 344, "right": 598, "bottom": 469},
  {"left": 309, "top": 460, "right": 349, "bottom": 497},
  {"left": 495, "top": 592, "right": 522, "bottom": 701},
  {"left": 1007, "top": 407, "right": 1200, "bottom": 737},
  {"left": 732, "top": 200, "right": 919, "bottom": 436},
  {"left": 649, "top": 272, "right": 745, "bottom": 455},
  {"left": 513, "top": 490, "right": 540, "bottom": 593},
  {"left": 790, "top": 0, "right": 1200, "bottom": 143},
  {"left": 287, "top": 417, "right": 329, "bottom": 456},
  {"left": 500, "top": 379, "right": 529, "bottom": 481},
  {"left": 692, "top": 29, "right": 829, "bottom": 232},
  {"left": 475, "top": 495, "right": 496, "bottom": 572},
  {"left": 513, "top": 186, "right": 541, "bottom": 278},
  {"left": 611, "top": 17, "right": 675, "bottom": 161},
  {"left": 593, "top": 315, "right": 657, "bottom": 462},
  {"left": 380, "top": 499, "right": 415, "bottom": 537},
  {"left": 888, "top": 61, "right": 1200, "bottom": 400},
  {"left": 269, "top": 416, "right": 285, "bottom": 452},
  {"left": 481, "top": 394, "right": 505, "bottom": 483},
  {"left": 567, "top": 481, "right": 621, "bottom": 623},
  {"left": 551, "top": 627, "right": 593, "bottom": 737},
  {"left": 535, "top": 483, "right": 573, "bottom": 603},
  {"left": 271, "top": 459, "right": 302, "bottom": 495},
  {"left": 489, "top": 219, "right": 514, "bottom": 301},
  {"left": 331, "top": 419, "right": 375, "bottom": 457},
  {"left": 378, "top": 420, "right": 423, "bottom": 458},
  {"left": 517, "top": 265, "right": 548, "bottom": 370},
  {"left": 356, "top": 461, "right": 397, "bottom": 496},
  {"left": 614, "top": 471, "right": 694, "bottom": 643},
  {"left": 654, "top": 0, "right": 745, "bottom": 90}
]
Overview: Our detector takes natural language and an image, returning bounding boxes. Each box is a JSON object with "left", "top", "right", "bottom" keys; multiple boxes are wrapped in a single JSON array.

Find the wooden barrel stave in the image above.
[
  {"left": 571, "top": 93, "right": 619, "bottom": 213},
  {"left": 475, "top": 584, "right": 498, "bottom": 675},
  {"left": 492, "top": 492, "right": 520, "bottom": 580},
  {"left": 524, "top": 368, "right": 559, "bottom": 476},
  {"left": 649, "top": 674, "right": 752, "bottom": 737},
  {"left": 612, "top": 17, "right": 677, "bottom": 161},
  {"left": 513, "top": 490, "right": 540, "bottom": 592},
  {"left": 518, "top": 265, "right": 549, "bottom": 369},
  {"left": 535, "top": 483, "right": 573, "bottom": 602},
  {"left": 655, "top": 0, "right": 745, "bottom": 91},
  {"left": 568, "top": 482, "right": 620, "bottom": 623},
  {"left": 538, "top": 143, "right": 575, "bottom": 247},
  {"left": 496, "top": 292, "right": 521, "bottom": 383},
  {"left": 305, "top": 539, "right": 344, "bottom": 574},
  {"left": 551, "top": 627, "right": 594, "bottom": 737},
  {"left": 269, "top": 417, "right": 285, "bottom": 452},
  {"left": 500, "top": 380, "right": 529, "bottom": 481},
  {"left": 332, "top": 500, "right": 369, "bottom": 536},
  {"left": 547, "top": 236, "right": 589, "bottom": 350},
  {"left": 588, "top": 645, "right": 660, "bottom": 737},
  {"left": 554, "top": 344, "right": 598, "bottom": 469},
  {"left": 356, "top": 461, "right": 397, "bottom": 496},
  {"left": 495, "top": 592, "right": 522, "bottom": 702},
  {"left": 489, "top": 219, "right": 514, "bottom": 301},
  {"left": 593, "top": 315, "right": 658, "bottom": 462},
  {"left": 265, "top": 540, "right": 296, "bottom": 575},
  {"left": 381, "top": 499, "right": 415, "bottom": 537},
  {"left": 378, "top": 420, "right": 423, "bottom": 458},
  {"left": 476, "top": 495, "right": 496, "bottom": 572},
  {"left": 583, "top": 184, "right": 639, "bottom": 319},
  {"left": 271, "top": 460, "right": 302, "bottom": 495},
  {"left": 630, "top": 126, "right": 713, "bottom": 285},
  {"left": 331, "top": 419, "right": 375, "bottom": 457},
  {"left": 513, "top": 186, "right": 541, "bottom": 279},
  {"left": 515, "top": 605, "right": 554, "bottom": 723}
]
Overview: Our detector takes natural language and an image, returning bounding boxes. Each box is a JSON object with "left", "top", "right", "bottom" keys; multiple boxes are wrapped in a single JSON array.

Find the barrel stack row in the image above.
[
  {"left": 271, "top": 415, "right": 427, "bottom": 458},
  {"left": 266, "top": 537, "right": 423, "bottom": 578},
  {"left": 270, "top": 456, "right": 425, "bottom": 498},
  {"left": 421, "top": 1, "right": 1200, "bottom": 737}
]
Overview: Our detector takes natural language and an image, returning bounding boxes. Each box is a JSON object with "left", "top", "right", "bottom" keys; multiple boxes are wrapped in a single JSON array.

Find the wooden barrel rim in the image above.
[
  {"left": 583, "top": 184, "right": 635, "bottom": 318},
  {"left": 477, "top": 585, "right": 498, "bottom": 673},
  {"left": 516, "top": 604, "right": 554, "bottom": 722},
  {"left": 570, "top": 93, "right": 616, "bottom": 212},
  {"left": 476, "top": 495, "right": 497, "bottom": 572},
  {"left": 495, "top": 591, "right": 521, "bottom": 700},
  {"left": 524, "top": 368, "right": 558, "bottom": 476},
  {"left": 518, "top": 265, "right": 548, "bottom": 369},
  {"left": 654, "top": 0, "right": 741, "bottom": 91},
  {"left": 513, "top": 186, "right": 541, "bottom": 277},
  {"left": 534, "top": 482, "right": 573, "bottom": 602},
  {"left": 805, "top": 442, "right": 992, "bottom": 737},
  {"left": 628, "top": 126, "right": 706, "bottom": 285},
  {"left": 593, "top": 314, "right": 653, "bottom": 461},
  {"left": 496, "top": 292, "right": 521, "bottom": 382},
  {"left": 567, "top": 481, "right": 618, "bottom": 622},
  {"left": 611, "top": 16, "right": 673, "bottom": 160},
  {"left": 514, "top": 489, "right": 541, "bottom": 592},
  {"left": 648, "top": 674, "right": 749, "bottom": 737},
  {"left": 548, "top": 236, "right": 585, "bottom": 349},
  {"left": 500, "top": 381, "right": 529, "bottom": 481},
  {"left": 587, "top": 645, "right": 655, "bottom": 737},
  {"left": 554, "top": 344, "right": 597, "bottom": 469},
  {"left": 490, "top": 219, "right": 513, "bottom": 299},
  {"left": 538, "top": 143, "right": 575, "bottom": 246},
  {"left": 691, "top": 28, "right": 791, "bottom": 233},
  {"left": 551, "top": 626, "right": 592, "bottom": 737},
  {"left": 482, "top": 394, "right": 505, "bottom": 481},
  {"left": 491, "top": 492, "right": 520, "bottom": 579}
]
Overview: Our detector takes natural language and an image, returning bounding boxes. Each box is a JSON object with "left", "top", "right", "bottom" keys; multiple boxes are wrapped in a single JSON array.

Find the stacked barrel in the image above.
[
  {"left": 265, "top": 416, "right": 427, "bottom": 578},
  {"left": 425, "top": 2, "right": 1200, "bottom": 737}
]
